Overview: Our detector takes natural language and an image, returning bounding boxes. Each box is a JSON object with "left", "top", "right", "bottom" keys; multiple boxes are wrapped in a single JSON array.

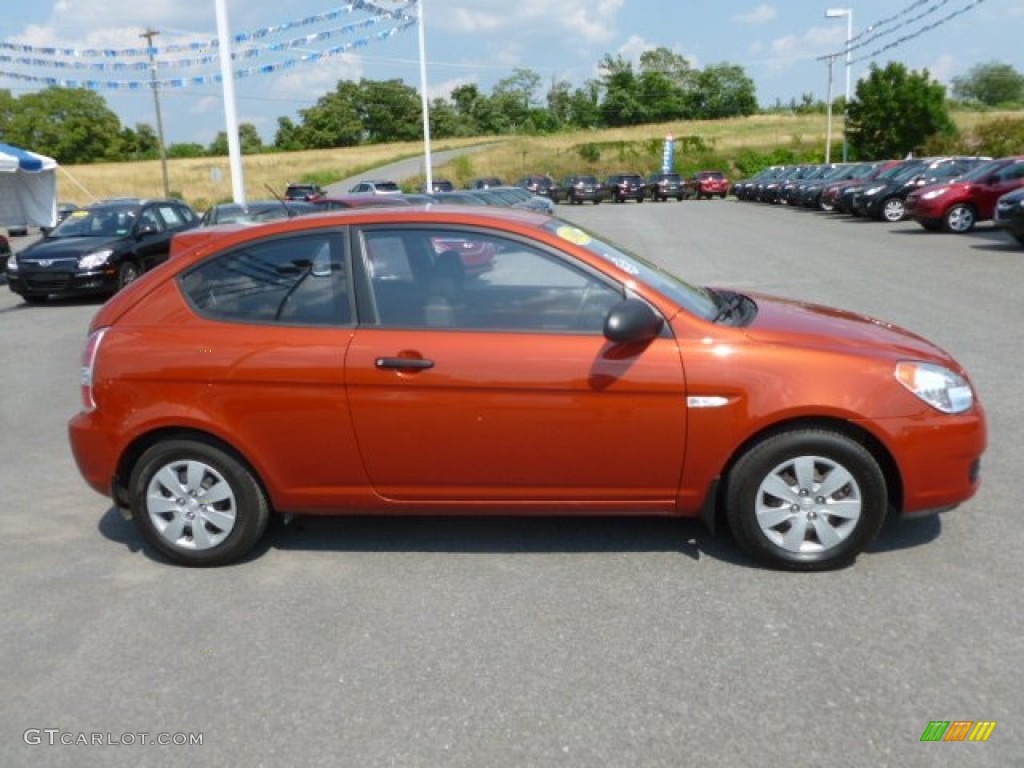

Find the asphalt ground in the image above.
[{"left": 1, "top": 199, "right": 1021, "bottom": 767}]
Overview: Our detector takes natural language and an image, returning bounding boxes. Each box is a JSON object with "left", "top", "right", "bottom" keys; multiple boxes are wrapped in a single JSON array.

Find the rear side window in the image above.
[{"left": 180, "top": 234, "right": 351, "bottom": 326}]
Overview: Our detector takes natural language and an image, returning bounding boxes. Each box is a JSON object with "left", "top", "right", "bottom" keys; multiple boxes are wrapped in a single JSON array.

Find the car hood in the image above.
[
  {"left": 19, "top": 236, "right": 123, "bottom": 260},
  {"left": 740, "top": 291, "right": 956, "bottom": 366}
]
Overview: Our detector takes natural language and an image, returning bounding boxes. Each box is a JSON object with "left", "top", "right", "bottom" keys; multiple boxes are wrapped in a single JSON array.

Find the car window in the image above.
[
  {"left": 137, "top": 208, "right": 164, "bottom": 233},
  {"left": 179, "top": 234, "right": 351, "bottom": 326},
  {"left": 157, "top": 204, "right": 186, "bottom": 230},
  {"left": 360, "top": 228, "right": 623, "bottom": 333},
  {"left": 994, "top": 161, "right": 1024, "bottom": 182}
]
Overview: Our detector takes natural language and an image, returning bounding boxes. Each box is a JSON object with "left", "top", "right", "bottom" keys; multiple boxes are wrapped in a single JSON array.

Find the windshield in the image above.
[
  {"left": 48, "top": 205, "right": 139, "bottom": 238},
  {"left": 958, "top": 158, "right": 1007, "bottom": 182},
  {"left": 543, "top": 219, "right": 717, "bottom": 320}
]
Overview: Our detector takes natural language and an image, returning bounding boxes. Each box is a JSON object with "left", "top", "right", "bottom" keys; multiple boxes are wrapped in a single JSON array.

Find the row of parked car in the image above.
[
  {"left": 730, "top": 155, "right": 1024, "bottom": 243},
  {"left": 508, "top": 171, "right": 731, "bottom": 205},
  {"left": 3, "top": 179, "right": 568, "bottom": 303}
]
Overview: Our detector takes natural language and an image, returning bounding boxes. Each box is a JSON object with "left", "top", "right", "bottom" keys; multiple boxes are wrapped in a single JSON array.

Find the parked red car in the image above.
[
  {"left": 685, "top": 171, "right": 730, "bottom": 199},
  {"left": 905, "top": 156, "right": 1024, "bottom": 233},
  {"left": 69, "top": 206, "right": 985, "bottom": 571}
]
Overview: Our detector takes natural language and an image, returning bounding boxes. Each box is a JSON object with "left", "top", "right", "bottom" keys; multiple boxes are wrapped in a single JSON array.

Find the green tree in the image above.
[
  {"left": 297, "top": 81, "right": 365, "bottom": 148},
  {"left": 0, "top": 88, "right": 18, "bottom": 138},
  {"left": 357, "top": 79, "right": 422, "bottom": 143},
  {"left": 166, "top": 142, "right": 206, "bottom": 159},
  {"left": 687, "top": 63, "right": 758, "bottom": 119},
  {"left": 599, "top": 55, "right": 647, "bottom": 126},
  {"left": 6, "top": 87, "right": 123, "bottom": 163},
  {"left": 568, "top": 81, "right": 602, "bottom": 129},
  {"left": 207, "top": 123, "right": 263, "bottom": 156},
  {"left": 546, "top": 79, "right": 573, "bottom": 127},
  {"left": 952, "top": 61, "right": 1024, "bottom": 106},
  {"left": 846, "top": 62, "right": 955, "bottom": 159},
  {"left": 273, "top": 116, "right": 304, "bottom": 151},
  {"left": 118, "top": 124, "right": 160, "bottom": 160}
]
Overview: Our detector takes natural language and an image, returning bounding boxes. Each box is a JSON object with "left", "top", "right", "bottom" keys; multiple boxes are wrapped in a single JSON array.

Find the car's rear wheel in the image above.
[
  {"left": 130, "top": 439, "right": 270, "bottom": 567},
  {"left": 943, "top": 203, "right": 976, "bottom": 233},
  {"left": 726, "top": 429, "right": 887, "bottom": 571},
  {"left": 881, "top": 197, "right": 905, "bottom": 222}
]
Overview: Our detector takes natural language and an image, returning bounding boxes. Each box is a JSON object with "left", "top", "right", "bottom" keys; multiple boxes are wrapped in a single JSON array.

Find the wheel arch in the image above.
[
  {"left": 707, "top": 415, "right": 904, "bottom": 532},
  {"left": 113, "top": 427, "right": 272, "bottom": 513}
]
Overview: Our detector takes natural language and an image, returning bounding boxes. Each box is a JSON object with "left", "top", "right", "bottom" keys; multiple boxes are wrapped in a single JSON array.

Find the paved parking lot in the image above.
[{"left": 2, "top": 202, "right": 1021, "bottom": 767}]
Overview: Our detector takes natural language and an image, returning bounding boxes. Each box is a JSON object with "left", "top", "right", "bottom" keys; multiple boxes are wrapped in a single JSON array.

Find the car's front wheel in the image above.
[
  {"left": 943, "top": 203, "right": 976, "bottom": 233},
  {"left": 117, "top": 260, "right": 141, "bottom": 290},
  {"left": 881, "top": 197, "right": 905, "bottom": 222},
  {"left": 725, "top": 429, "right": 887, "bottom": 571},
  {"left": 130, "top": 439, "right": 270, "bottom": 567}
]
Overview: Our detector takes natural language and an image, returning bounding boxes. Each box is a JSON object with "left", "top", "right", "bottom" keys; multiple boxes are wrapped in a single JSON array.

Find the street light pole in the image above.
[
  {"left": 825, "top": 8, "right": 853, "bottom": 162},
  {"left": 140, "top": 28, "right": 170, "bottom": 197}
]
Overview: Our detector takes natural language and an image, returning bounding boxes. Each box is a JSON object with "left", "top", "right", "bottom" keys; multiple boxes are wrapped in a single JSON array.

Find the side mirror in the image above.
[
  {"left": 137, "top": 223, "right": 160, "bottom": 238},
  {"left": 604, "top": 298, "right": 664, "bottom": 344}
]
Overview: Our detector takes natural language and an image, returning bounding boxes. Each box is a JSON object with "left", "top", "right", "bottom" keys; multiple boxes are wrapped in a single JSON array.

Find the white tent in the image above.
[{"left": 0, "top": 143, "right": 58, "bottom": 229}]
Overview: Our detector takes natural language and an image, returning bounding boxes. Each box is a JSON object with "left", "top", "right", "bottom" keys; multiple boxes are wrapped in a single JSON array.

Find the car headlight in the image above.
[
  {"left": 78, "top": 249, "right": 113, "bottom": 270},
  {"left": 863, "top": 186, "right": 884, "bottom": 196},
  {"left": 6, "top": 254, "right": 17, "bottom": 272},
  {"left": 895, "top": 361, "right": 974, "bottom": 414},
  {"left": 921, "top": 188, "right": 948, "bottom": 200}
]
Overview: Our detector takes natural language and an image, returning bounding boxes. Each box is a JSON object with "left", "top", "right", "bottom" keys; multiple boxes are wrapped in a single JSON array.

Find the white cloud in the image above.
[{"left": 735, "top": 5, "right": 777, "bottom": 25}]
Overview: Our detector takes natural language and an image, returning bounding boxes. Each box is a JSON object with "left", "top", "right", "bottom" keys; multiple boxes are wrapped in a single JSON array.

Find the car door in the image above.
[{"left": 344, "top": 225, "right": 687, "bottom": 509}]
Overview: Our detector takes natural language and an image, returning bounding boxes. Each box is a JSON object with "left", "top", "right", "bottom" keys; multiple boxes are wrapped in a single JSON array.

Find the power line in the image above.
[{"left": 816, "top": 0, "right": 985, "bottom": 63}]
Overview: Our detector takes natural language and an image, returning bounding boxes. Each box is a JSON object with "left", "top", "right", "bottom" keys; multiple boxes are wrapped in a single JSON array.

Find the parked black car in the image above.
[
  {"left": 516, "top": 175, "right": 557, "bottom": 199},
  {"left": 731, "top": 166, "right": 784, "bottom": 201},
  {"left": 467, "top": 177, "right": 504, "bottom": 190},
  {"left": 605, "top": 172, "right": 646, "bottom": 203},
  {"left": 994, "top": 187, "right": 1024, "bottom": 246},
  {"left": 0, "top": 233, "right": 11, "bottom": 285},
  {"left": 201, "top": 200, "right": 317, "bottom": 226},
  {"left": 283, "top": 182, "right": 323, "bottom": 201},
  {"left": 6, "top": 198, "right": 199, "bottom": 303},
  {"left": 557, "top": 175, "right": 606, "bottom": 205},
  {"left": 852, "top": 157, "right": 989, "bottom": 222},
  {"left": 645, "top": 172, "right": 684, "bottom": 201}
]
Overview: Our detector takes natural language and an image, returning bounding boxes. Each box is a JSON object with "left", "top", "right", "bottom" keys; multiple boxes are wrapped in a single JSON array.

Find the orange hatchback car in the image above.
[{"left": 68, "top": 206, "right": 986, "bottom": 570}]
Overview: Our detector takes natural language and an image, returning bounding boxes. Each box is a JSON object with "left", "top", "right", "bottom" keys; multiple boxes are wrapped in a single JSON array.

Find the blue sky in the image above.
[{"left": 1, "top": 1, "right": 1020, "bottom": 146}]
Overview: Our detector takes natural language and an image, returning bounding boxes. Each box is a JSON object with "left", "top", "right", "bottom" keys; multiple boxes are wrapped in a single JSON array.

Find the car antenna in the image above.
[{"left": 264, "top": 184, "right": 297, "bottom": 217}]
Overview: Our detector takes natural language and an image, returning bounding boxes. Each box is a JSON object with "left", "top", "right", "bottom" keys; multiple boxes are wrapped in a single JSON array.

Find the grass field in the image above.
[{"left": 57, "top": 110, "right": 1020, "bottom": 213}]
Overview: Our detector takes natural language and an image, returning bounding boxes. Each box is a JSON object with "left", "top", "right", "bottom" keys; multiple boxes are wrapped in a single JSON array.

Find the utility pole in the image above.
[{"left": 140, "top": 28, "right": 170, "bottom": 197}]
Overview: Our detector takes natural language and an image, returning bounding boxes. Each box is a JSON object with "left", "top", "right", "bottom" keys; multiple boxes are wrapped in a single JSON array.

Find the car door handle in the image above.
[{"left": 375, "top": 357, "right": 435, "bottom": 370}]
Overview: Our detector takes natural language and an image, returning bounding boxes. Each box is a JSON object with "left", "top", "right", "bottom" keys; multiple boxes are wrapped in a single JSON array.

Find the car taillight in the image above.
[{"left": 80, "top": 328, "right": 108, "bottom": 411}]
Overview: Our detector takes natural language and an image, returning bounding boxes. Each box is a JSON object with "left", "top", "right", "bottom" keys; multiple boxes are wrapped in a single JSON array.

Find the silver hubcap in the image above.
[
  {"left": 948, "top": 206, "right": 973, "bottom": 232},
  {"left": 146, "top": 459, "right": 237, "bottom": 551},
  {"left": 754, "top": 455, "right": 862, "bottom": 554},
  {"left": 883, "top": 199, "right": 904, "bottom": 221}
]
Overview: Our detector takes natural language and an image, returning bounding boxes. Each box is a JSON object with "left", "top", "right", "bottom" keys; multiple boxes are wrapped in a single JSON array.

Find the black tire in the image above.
[
  {"left": 130, "top": 439, "right": 270, "bottom": 567},
  {"left": 1013, "top": 233, "right": 1024, "bottom": 246},
  {"left": 117, "top": 260, "right": 141, "bottom": 291},
  {"left": 725, "top": 429, "right": 887, "bottom": 571}
]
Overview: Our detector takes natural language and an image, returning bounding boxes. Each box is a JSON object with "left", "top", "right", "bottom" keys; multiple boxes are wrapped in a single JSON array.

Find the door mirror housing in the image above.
[{"left": 603, "top": 298, "right": 664, "bottom": 343}]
